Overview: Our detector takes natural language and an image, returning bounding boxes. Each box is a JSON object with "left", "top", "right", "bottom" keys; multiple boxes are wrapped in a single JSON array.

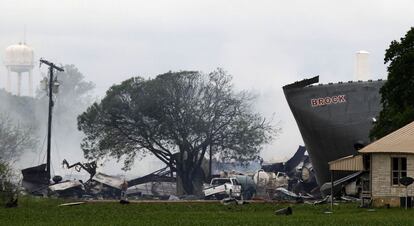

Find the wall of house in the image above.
[{"left": 371, "top": 153, "right": 414, "bottom": 207}]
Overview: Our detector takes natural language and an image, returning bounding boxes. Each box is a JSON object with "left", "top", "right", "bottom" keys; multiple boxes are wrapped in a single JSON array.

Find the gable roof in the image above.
[{"left": 359, "top": 121, "right": 414, "bottom": 154}]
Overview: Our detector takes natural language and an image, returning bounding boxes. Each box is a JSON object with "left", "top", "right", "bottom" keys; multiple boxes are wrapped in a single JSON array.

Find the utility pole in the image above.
[
  {"left": 40, "top": 59, "right": 64, "bottom": 183},
  {"left": 209, "top": 144, "right": 212, "bottom": 179},
  {"left": 330, "top": 170, "right": 334, "bottom": 211}
]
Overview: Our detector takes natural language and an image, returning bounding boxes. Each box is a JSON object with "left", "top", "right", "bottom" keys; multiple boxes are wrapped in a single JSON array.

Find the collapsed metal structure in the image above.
[
  {"left": 262, "top": 146, "right": 317, "bottom": 195},
  {"left": 21, "top": 159, "right": 178, "bottom": 199},
  {"left": 21, "top": 146, "right": 320, "bottom": 200}
]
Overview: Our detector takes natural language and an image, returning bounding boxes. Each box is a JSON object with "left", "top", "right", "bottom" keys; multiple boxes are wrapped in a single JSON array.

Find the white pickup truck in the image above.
[{"left": 203, "top": 178, "right": 242, "bottom": 199}]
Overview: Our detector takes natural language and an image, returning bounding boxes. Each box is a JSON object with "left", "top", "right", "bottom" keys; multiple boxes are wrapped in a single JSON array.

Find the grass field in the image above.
[{"left": 1, "top": 197, "right": 413, "bottom": 226}]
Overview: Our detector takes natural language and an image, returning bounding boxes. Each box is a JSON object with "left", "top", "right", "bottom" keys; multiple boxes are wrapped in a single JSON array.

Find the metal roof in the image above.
[
  {"left": 328, "top": 155, "right": 364, "bottom": 171},
  {"left": 359, "top": 121, "right": 414, "bottom": 154}
]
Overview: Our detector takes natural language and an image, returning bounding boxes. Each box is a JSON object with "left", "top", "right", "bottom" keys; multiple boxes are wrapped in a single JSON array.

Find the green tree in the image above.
[
  {"left": 371, "top": 27, "right": 414, "bottom": 139},
  {"left": 54, "top": 65, "right": 95, "bottom": 108},
  {"left": 78, "top": 69, "right": 276, "bottom": 195},
  {"left": 54, "top": 65, "right": 95, "bottom": 136},
  {"left": 0, "top": 114, "right": 37, "bottom": 205},
  {"left": 37, "top": 64, "right": 95, "bottom": 126},
  {"left": 0, "top": 114, "right": 37, "bottom": 163},
  {"left": 36, "top": 64, "right": 95, "bottom": 153}
]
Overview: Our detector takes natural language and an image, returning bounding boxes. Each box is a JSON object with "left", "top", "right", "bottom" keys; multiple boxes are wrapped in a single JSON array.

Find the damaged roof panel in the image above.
[
  {"left": 92, "top": 173, "right": 124, "bottom": 189},
  {"left": 49, "top": 180, "right": 83, "bottom": 192}
]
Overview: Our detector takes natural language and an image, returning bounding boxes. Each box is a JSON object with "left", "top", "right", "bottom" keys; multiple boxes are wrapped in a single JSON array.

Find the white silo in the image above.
[
  {"left": 4, "top": 43, "right": 34, "bottom": 96},
  {"left": 355, "top": 50, "right": 370, "bottom": 81}
]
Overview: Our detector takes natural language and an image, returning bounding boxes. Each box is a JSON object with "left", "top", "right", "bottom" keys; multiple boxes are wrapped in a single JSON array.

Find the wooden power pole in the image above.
[{"left": 40, "top": 59, "right": 64, "bottom": 183}]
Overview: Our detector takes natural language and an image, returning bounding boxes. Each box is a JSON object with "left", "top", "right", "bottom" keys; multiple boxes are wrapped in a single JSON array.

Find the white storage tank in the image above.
[
  {"left": 4, "top": 43, "right": 34, "bottom": 72},
  {"left": 3, "top": 43, "right": 34, "bottom": 96}
]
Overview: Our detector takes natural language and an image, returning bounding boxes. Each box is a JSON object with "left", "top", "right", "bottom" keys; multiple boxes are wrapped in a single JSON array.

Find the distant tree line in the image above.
[{"left": 0, "top": 64, "right": 95, "bottom": 185}]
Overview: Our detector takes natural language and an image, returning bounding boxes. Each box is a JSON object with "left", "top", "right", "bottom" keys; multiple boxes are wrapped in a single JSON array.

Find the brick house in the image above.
[{"left": 359, "top": 121, "right": 414, "bottom": 207}]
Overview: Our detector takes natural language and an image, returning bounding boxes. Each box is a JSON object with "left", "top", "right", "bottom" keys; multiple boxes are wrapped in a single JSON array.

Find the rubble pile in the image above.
[{"left": 20, "top": 146, "right": 362, "bottom": 202}]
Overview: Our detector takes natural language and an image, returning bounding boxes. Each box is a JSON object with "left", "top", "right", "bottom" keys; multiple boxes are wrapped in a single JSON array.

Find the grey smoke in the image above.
[{"left": 1, "top": 0, "right": 414, "bottom": 172}]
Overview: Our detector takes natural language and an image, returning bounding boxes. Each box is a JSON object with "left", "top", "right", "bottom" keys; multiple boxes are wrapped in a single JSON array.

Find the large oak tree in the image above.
[{"left": 77, "top": 69, "right": 276, "bottom": 195}]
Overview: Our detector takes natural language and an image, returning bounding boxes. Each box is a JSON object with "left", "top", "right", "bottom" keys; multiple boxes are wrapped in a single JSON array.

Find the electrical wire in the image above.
[{"left": 32, "top": 134, "right": 47, "bottom": 166}]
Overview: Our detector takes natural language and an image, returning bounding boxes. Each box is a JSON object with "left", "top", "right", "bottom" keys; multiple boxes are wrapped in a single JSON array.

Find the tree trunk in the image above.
[
  {"left": 178, "top": 168, "right": 194, "bottom": 195},
  {"left": 176, "top": 160, "right": 205, "bottom": 196}
]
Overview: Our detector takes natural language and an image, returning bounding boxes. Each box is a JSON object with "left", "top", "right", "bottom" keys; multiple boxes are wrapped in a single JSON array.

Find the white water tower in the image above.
[
  {"left": 4, "top": 42, "right": 34, "bottom": 96},
  {"left": 355, "top": 50, "right": 370, "bottom": 81}
]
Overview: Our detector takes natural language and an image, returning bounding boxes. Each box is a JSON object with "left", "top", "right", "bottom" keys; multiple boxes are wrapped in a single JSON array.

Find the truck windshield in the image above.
[{"left": 212, "top": 179, "right": 231, "bottom": 186}]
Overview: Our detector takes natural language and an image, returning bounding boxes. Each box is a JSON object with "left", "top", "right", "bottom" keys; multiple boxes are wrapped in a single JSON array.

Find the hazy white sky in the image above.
[{"left": 1, "top": 0, "right": 413, "bottom": 176}]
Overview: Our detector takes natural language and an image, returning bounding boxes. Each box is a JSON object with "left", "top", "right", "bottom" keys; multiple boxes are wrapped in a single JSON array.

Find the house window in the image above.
[{"left": 391, "top": 157, "right": 407, "bottom": 185}]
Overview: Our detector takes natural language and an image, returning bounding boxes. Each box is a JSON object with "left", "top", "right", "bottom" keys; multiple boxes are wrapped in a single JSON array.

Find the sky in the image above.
[{"left": 1, "top": 0, "right": 413, "bottom": 177}]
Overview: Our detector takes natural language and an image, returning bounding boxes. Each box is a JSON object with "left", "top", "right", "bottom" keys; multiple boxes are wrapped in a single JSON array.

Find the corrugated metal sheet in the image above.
[
  {"left": 320, "top": 171, "right": 364, "bottom": 194},
  {"left": 92, "top": 173, "right": 123, "bottom": 189},
  {"left": 359, "top": 121, "right": 414, "bottom": 154},
  {"left": 49, "top": 180, "right": 83, "bottom": 191},
  {"left": 328, "top": 155, "right": 364, "bottom": 171}
]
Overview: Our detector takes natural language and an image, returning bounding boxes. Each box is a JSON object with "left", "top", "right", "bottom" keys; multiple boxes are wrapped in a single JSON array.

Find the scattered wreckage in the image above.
[
  {"left": 253, "top": 170, "right": 289, "bottom": 199},
  {"left": 21, "top": 160, "right": 177, "bottom": 199},
  {"left": 320, "top": 171, "right": 366, "bottom": 197},
  {"left": 260, "top": 146, "right": 366, "bottom": 202},
  {"left": 262, "top": 146, "right": 318, "bottom": 196},
  {"left": 21, "top": 164, "right": 49, "bottom": 196},
  {"left": 20, "top": 147, "right": 320, "bottom": 201},
  {"left": 20, "top": 146, "right": 364, "bottom": 202},
  {"left": 49, "top": 180, "right": 84, "bottom": 198}
]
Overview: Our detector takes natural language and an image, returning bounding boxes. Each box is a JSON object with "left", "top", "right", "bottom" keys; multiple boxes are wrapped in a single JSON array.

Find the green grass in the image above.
[{"left": 0, "top": 197, "right": 413, "bottom": 226}]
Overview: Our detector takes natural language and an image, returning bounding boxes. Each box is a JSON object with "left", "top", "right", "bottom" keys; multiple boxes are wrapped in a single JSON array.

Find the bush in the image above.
[{"left": 0, "top": 161, "right": 18, "bottom": 207}]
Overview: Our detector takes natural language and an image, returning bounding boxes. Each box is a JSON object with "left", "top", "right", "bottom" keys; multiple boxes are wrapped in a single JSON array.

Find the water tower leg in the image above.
[
  {"left": 28, "top": 70, "right": 33, "bottom": 97},
  {"left": 17, "top": 72, "right": 22, "bottom": 96},
  {"left": 6, "top": 69, "right": 11, "bottom": 93}
]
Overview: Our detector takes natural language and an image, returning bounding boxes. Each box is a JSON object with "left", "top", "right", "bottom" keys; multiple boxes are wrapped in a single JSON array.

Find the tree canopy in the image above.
[
  {"left": 0, "top": 114, "right": 37, "bottom": 196},
  {"left": 0, "top": 114, "right": 37, "bottom": 163},
  {"left": 38, "top": 64, "right": 95, "bottom": 121},
  {"left": 34, "top": 64, "right": 96, "bottom": 152},
  {"left": 78, "top": 69, "right": 276, "bottom": 194},
  {"left": 371, "top": 27, "right": 414, "bottom": 139}
]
